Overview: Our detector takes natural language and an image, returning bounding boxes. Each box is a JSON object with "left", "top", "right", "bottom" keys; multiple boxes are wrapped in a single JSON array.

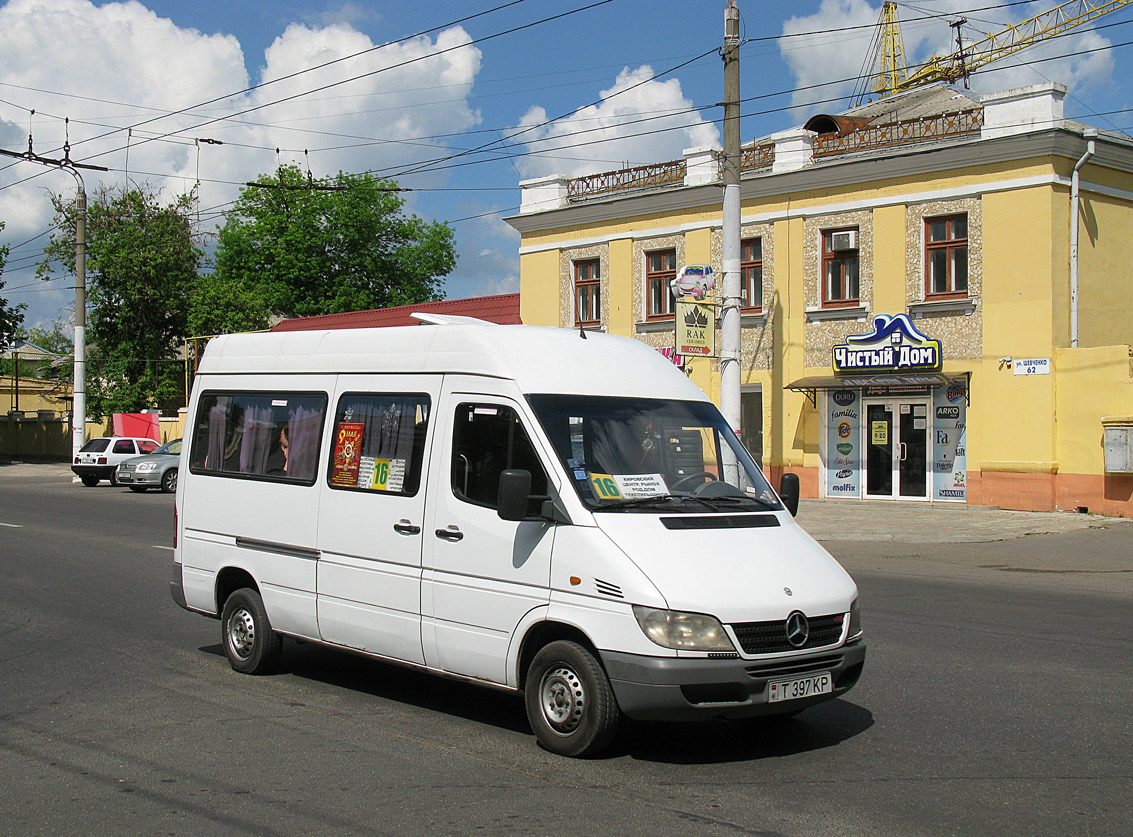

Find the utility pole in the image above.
[
  {"left": 0, "top": 137, "right": 106, "bottom": 461},
  {"left": 721, "top": 0, "right": 742, "bottom": 440}
]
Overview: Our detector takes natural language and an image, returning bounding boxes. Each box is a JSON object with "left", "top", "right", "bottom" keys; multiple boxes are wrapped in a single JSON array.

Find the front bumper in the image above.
[
  {"left": 601, "top": 641, "right": 866, "bottom": 722},
  {"left": 117, "top": 468, "right": 161, "bottom": 486},
  {"left": 71, "top": 464, "right": 115, "bottom": 479}
]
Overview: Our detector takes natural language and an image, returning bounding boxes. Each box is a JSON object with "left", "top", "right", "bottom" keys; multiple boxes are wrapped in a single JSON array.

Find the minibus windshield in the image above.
[{"left": 527, "top": 395, "right": 782, "bottom": 513}]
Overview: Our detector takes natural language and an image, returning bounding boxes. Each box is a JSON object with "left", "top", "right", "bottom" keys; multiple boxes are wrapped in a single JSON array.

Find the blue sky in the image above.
[{"left": 2, "top": 0, "right": 1130, "bottom": 330}]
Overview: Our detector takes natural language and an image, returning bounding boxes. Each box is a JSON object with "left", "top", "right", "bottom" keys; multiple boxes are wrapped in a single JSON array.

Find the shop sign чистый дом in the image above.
[{"left": 824, "top": 314, "right": 966, "bottom": 502}]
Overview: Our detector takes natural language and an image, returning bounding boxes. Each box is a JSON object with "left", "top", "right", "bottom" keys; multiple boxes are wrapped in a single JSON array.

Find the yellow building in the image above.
[{"left": 507, "top": 84, "right": 1133, "bottom": 517}]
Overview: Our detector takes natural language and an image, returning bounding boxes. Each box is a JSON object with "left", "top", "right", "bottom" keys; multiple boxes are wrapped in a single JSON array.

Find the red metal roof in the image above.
[{"left": 270, "top": 293, "right": 522, "bottom": 332}]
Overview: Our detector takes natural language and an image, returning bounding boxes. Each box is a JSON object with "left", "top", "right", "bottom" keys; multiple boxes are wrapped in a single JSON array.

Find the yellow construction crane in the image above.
[{"left": 867, "top": 0, "right": 1133, "bottom": 100}]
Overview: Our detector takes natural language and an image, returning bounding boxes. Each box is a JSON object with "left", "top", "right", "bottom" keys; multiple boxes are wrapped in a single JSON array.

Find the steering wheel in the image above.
[{"left": 669, "top": 471, "right": 718, "bottom": 492}]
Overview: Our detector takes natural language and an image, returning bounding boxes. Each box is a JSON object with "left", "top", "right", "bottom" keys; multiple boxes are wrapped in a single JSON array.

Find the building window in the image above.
[
  {"left": 574, "top": 259, "right": 601, "bottom": 327},
  {"left": 741, "top": 238, "right": 762, "bottom": 311},
  {"left": 646, "top": 249, "right": 677, "bottom": 319},
  {"left": 925, "top": 215, "right": 968, "bottom": 297},
  {"left": 822, "top": 228, "right": 859, "bottom": 307}
]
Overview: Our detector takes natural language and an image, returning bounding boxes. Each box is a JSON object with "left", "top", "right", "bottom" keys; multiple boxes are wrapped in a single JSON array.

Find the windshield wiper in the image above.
[
  {"left": 682, "top": 495, "right": 782, "bottom": 512},
  {"left": 596, "top": 494, "right": 681, "bottom": 511}
]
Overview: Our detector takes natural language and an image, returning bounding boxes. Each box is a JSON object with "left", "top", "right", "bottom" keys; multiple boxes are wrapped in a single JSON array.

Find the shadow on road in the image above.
[
  {"left": 200, "top": 639, "right": 874, "bottom": 763},
  {"left": 613, "top": 700, "right": 873, "bottom": 764}
]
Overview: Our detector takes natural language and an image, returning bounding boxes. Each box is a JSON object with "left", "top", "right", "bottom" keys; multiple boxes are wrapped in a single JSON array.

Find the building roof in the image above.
[
  {"left": 0, "top": 340, "right": 64, "bottom": 360},
  {"left": 803, "top": 86, "right": 982, "bottom": 136},
  {"left": 270, "top": 293, "right": 521, "bottom": 332}
]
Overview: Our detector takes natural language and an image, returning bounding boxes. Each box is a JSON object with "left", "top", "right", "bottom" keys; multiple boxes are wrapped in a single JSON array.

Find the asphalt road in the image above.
[{"left": 0, "top": 465, "right": 1130, "bottom": 836}]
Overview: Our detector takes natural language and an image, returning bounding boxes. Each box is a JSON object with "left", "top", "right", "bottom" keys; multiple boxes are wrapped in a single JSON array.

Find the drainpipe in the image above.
[{"left": 1070, "top": 130, "right": 1096, "bottom": 348}]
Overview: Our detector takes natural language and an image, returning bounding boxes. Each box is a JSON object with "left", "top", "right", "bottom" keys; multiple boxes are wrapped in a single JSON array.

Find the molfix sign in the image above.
[
  {"left": 825, "top": 390, "right": 860, "bottom": 497},
  {"left": 832, "top": 314, "right": 942, "bottom": 374}
]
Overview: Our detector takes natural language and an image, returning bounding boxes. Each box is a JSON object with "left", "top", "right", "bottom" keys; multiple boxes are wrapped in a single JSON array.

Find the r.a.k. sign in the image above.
[{"left": 832, "top": 314, "right": 942, "bottom": 374}]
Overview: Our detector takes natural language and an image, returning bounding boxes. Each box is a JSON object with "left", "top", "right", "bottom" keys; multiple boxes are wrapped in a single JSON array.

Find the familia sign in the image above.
[{"left": 832, "top": 314, "right": 942, "bottom": 374}]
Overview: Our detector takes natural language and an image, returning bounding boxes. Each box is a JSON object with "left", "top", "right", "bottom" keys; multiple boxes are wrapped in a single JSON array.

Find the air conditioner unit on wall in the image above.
[{"left": 830, "top": 230, "right": 857, "bottom": 251}]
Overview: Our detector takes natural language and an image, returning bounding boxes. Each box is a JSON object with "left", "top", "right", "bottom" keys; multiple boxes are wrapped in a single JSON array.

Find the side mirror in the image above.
[
  {"left": 779, "top": 472, "right": 800, "bottom": 517},
  {"left": 498, "top": 469, "right": 533, "bottom": 521}
]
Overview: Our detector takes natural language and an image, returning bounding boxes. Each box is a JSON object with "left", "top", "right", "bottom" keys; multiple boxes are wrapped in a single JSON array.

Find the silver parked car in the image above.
[{"left": 116, "top": 438, "right": 182, "bottom": 493}]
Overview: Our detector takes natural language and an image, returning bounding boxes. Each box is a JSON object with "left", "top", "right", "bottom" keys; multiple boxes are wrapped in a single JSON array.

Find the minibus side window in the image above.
[
  {"left": 327, "top": 394, "right": 430, "bottom": 495},
  {"left": 188, "top": 392, "right": 326, "bottom": 485},
  {"left": 451, "top": 403, "right": 548, "bottom": 514}
]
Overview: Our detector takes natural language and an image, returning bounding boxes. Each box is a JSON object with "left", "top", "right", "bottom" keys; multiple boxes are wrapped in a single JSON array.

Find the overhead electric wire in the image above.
[
  {"left": 2, "top": 1, "right": 1131, "bottom": 248},
  {"left": 3, "top": 2, "right": 1127, "bottom": 177},
  {"left": 58, "top": 0, "right": 614, "bottom": 172}
]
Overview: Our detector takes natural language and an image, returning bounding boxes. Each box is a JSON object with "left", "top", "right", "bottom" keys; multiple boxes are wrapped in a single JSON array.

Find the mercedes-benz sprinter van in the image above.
[{"left": 171, "top": 316, "right": 865, "bottom": 757}]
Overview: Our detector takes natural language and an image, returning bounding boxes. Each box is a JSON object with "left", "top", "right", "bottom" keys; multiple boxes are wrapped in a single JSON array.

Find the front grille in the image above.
[
  {"left": 746, "top": 655, "right": 843, "bottom": 680},
  {"left": 731, "top": 614, "right": 844, "bottom": 655},
  {"left": 119, "top": 464, "right": 134, "bottom": 474}
]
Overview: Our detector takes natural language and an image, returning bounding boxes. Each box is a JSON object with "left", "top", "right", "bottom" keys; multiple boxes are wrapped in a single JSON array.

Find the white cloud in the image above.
[
  {"left": 779, "top": 0, "right": 881, "bottom": 112},
  {"left": 0, "top": 0, "right": 486, "bottom": 322},
  {"left": 778, "top": 1, "right": 1119, "bottom": 115},
  {"left": 509, "top": 65, "right": 720, "bottom": 180}
]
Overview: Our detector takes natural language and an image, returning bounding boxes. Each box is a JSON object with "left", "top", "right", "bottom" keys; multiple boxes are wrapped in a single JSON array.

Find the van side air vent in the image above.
[
  {"left": 661, "top": 515, "right": 780, "bottom": 530},
  {"left": 594, "top": 579, "right": 624, "bottom": 599}
]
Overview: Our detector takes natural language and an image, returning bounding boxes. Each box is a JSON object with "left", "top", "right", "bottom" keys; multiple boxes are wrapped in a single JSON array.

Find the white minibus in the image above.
[{"left": 171, "top": 316, "right": 865, "bottom": 757}]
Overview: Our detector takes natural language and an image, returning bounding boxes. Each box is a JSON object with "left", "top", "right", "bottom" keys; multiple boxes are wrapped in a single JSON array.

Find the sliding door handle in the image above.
[{"left": 435, "top": 527, "right": 464, "bottom": 542}]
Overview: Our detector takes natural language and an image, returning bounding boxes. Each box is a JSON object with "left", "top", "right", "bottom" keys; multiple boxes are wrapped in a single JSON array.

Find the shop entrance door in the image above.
[{"left": 864, "top": 399, "right": 930, "bottom": 499}]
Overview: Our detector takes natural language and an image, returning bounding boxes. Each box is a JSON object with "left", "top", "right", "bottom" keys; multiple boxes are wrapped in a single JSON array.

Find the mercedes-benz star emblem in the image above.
[{"left": 785, "top": 611, "right": 810, "bottom": 648}]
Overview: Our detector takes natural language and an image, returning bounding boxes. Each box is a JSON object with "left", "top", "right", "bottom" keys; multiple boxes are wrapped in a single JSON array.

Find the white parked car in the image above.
[{"left": 72, "top": 436, "right": 160, "bottom": 487}]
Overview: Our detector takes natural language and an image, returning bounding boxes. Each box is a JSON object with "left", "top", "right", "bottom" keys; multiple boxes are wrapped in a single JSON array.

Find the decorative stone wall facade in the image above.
[
  {"left": 905, "top": 198, "right": 983, "bottom": 360},
  {"left": 631, "top": 234, "right": 686, "bottom": 352},
  {"left": 559, "top": 244, "right": 609, "bottom": 330},
  {"left": 712, "top": 223, "right": 776, "bottom": 374},
  {"left": 803, "top": 210, "right": 874, "bottom": 368}
]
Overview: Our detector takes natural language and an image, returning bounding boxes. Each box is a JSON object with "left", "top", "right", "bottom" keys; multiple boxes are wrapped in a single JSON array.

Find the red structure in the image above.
[{"left": 271, "top": 294, "right": 521, "bottom": 332}]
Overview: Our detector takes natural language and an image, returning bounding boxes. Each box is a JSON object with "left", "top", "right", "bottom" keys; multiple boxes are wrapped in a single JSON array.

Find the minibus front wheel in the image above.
[
  {"left": 525, "top": 640, "right": 619, "bottom": 757},
  {"left": 221, "top": 588, "right": 281, "bottom": 675}
]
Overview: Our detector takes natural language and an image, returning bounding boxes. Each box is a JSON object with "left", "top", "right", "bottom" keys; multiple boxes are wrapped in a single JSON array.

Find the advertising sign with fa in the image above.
[{"left": 932, "top": 382, "right": 967, "bottom": 501}]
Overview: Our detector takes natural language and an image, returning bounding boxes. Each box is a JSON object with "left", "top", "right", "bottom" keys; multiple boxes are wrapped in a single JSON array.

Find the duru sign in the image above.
[{"left": 832, "top": 314, "right": 942, "bottom": 375}]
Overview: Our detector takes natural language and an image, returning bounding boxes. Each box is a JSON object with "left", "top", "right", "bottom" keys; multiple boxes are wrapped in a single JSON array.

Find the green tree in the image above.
[
  {"left": 19, "top": 317, "right": 73, "bottom": 356},
  {"left": 0, "top": 221, "right": 26, "bottom": 350},
  {"left": 194, "top": 165, "right": 455, "bottom": 335},
  {"left": 39, "top": 186, "right": 201, "bottom": 417}
]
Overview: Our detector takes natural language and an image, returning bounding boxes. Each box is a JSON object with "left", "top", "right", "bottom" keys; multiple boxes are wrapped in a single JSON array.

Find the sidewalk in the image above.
[
  {"left": 795, "top": 497, "right": 1131, "bottom": 543},
  {"left": 2, "top": 460, "right": 1129, "bottom": 545}
]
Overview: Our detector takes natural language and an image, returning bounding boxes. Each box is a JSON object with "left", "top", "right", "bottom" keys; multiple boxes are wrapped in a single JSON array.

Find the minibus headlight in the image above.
[
  {"left": 632, "top": 606, "right": 736, "bottom": 652},
  {"left": 847, "top": 598, "right": 863, "bottom": 642}
]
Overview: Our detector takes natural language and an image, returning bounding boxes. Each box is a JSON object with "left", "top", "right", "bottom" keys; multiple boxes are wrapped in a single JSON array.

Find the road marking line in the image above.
[
  {"left": 152, "top": 545, "right": 174, "bottom": 551},
  {"left": 0, "top": 522, "right": 23, "bottom": 528}
]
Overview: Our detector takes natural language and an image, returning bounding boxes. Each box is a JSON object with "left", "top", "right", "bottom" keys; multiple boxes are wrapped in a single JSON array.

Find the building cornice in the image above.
[{"left": 507, "top": 128, "right": 1133, "bottom": 239}]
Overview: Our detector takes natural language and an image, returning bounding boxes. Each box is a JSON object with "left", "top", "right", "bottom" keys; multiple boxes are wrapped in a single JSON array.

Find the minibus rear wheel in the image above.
[
  {"left": 221, "top": 588, "right": 281, "bottom": 675},
  {"left": 525, "top": 640, "right": 618, "bottom": 757}
]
